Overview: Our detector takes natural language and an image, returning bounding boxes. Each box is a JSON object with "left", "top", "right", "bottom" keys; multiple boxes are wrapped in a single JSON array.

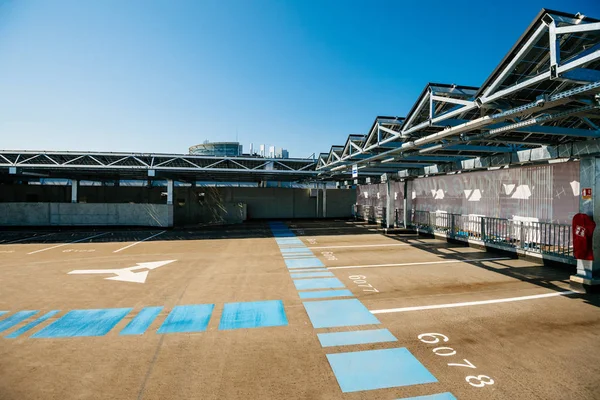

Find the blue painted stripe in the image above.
[
  {"left": 281, "top": 247, "right": 311, "bottom": 253},
  {"left": 279, "top": 248, "right": 308, "bottom": 252},
  {"left": 285, "top": 258, "right": 325, "bottom": 268},
  {"left": 293, "top": 277, "right": 345, "bottom": 291},
  {"left": 119, "top": 306, "right": 163, "bottom": 336},
  {"left": 298, "top": 289, "right": 354, "bottom": 299},
  {"left": 284, "top": 256, "right": 318, "bottom": 260},
  {"left": 303, "top": 299, "right": 380, "bottom": 328},
  {"left": 317, "top": 329, "right": 397, "bottom": 347},
  {"left": 396, "top": 393, "right": 457, "bottom": 400},
  {"left": 157, "top": 304, "right": 214, "bottom": 334},
  {"left": 326, "top": 348, "right": 437, "bottom": 392},
  {"left": 288, "top": 265, "right": 327, "bottom": 269},
  {"left": 32, "top": 308, "right": 132, "bottom": 338},
  {"left": 289, "top": 268, "right": 329, "bottom": 273},
  {"left": 6, "top": 310, "right": 60, "bottom": 338},
  {"left": 0, "top": 311, "right": 7, "bottom": 318},
  {"left": 219, "top": 300, "right": 287, "bottom": 330},
  {"left": 0, "top": 310, "right": 39, "bottom": 333},
  {"left": 290, "top": 271, "right": 335, "bottom": 279}
]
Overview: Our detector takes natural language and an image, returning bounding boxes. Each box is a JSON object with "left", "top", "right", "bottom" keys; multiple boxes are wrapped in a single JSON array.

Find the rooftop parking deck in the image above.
[{"left": 0, "top": 219, "right": 599, "bottom": 399}]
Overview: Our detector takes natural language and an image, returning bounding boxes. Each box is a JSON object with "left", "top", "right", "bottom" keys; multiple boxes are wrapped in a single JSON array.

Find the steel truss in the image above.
[
  {"left": 0, "top": 151, "right": 317, "bottom": 182},
  {"left": 317, "top": 9, "right": 600, "bottom": 182}
]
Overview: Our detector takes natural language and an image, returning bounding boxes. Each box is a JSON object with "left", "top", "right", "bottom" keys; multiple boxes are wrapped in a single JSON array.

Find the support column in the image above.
[
  {"left": 316, "top": 184, "right": 320, "bottom": 218},
  {"left": 403, "top": 180, "right": 410, "bottom": 228},
  {"left": 385, "top": 176, "right": 394, "bottom": 228},
  {"left": 322, "top": 182, "right": 327, "bottom": 218},
  {"left": 571, "top": 157, "right": 600, "bottom": 292},
  {"left": 167, "top": 179, "right": 174, "bottom": 205},
  {"left": 71, "top": 180, "right": 78, "bottom": 203}
]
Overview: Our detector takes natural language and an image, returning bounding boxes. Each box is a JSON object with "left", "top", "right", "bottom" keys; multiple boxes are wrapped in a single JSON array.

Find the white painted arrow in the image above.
[{"left": 68, "top": 260, "right": 177, "bottom": 283}]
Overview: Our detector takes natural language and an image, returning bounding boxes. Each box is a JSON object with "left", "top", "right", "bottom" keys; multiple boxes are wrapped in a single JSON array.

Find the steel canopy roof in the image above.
[
  {"left": 317, "top": 9, "right": 600, "bottom": 182},
  {"left": 0, "top": 151, "right": 318, "bottom": 182}
]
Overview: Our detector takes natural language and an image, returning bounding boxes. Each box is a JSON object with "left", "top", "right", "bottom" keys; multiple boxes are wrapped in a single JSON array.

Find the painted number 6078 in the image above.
[{"left": 418, "top": 333, "right": 494, "bottom": 388}]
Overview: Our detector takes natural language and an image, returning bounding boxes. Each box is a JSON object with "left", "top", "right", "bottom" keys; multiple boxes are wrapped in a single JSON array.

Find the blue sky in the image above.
[{"left": 0, "top": 0, "right": 598, "bottom": 158}]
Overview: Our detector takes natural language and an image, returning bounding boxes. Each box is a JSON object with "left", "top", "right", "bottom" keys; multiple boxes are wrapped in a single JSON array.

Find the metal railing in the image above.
[{"left": 409, "top": 210, "right": 573, "bottom": 260}]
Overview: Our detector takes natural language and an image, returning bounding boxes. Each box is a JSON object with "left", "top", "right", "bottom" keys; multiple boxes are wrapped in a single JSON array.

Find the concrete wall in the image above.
[
  {"left": 0, "top": 186, "right": 356, "bottom": 226},
  {"left": 172, "top": 187, "right": 355, "bottom": 225},
  {"left": 0, "top": 203, "right": 173, "bottom": 227}
]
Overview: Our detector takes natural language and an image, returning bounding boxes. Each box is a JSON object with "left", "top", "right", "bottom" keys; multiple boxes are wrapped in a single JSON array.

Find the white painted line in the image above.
[
  {"left": 309, "top": 243, "right": 413, "bottom": 249},
  {"left": 370, "top": 290, "right": 576, "bottom": 314},
  {"left": 113, "top": 230, "right": 167, "bottom": 253},
  {"left": 327, "top": 257, "right": 510, "bottom": 270},
  {"left": 3, "top": 232, "right": 55, "bottom": 244},
  {"left": 27, "top": 232, "right": 110, "bottom": 255}
]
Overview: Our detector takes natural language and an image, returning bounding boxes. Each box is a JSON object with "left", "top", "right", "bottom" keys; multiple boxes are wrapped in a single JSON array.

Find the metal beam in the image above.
[
  {"left": 560, "top": 68, "right": 600, "bottom": 83},
  {"left": 430, "top": 95, "right": 474, "bottom": 107},
  {"left": 555, "top": 21, "right": 600, "bottom": 35},
  {"left": 515, "top": 125, "right": 600, "bottom": 137},
  {"left": 444, "top": 145, "right": 514, "bottom": 153},
  {"left": 482, "top": 23, "right": 548, "bottom": 98}
]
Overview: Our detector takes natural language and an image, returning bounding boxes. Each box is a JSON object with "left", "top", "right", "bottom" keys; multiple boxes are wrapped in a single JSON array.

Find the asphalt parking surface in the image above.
[{"left": 1, "top": 219, "right": 599, "bottom": 400}]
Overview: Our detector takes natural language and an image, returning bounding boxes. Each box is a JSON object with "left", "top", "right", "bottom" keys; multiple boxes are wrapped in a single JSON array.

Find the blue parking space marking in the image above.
[
  {"left": 285, "top": 258, "right": 325, "bottom": 268},
  {"left": 317, "top": 329, "right": 397, "bottom": 347},
  {"left": 290, "top": 271, "right": 334, "bottom": 279},
  {"left": 6, "top": 310, "right": 60, "bottom": 339},
  {"left": 290, "top": 268, "right": 329, "bottom": 273},
  {"left": 302, "top": 299, "right": 380, "bottom": 328},
  {"left": 32, "top": 308, "right": 132, "bottom": 338},
  {"left": 326, "top": 348, "right": 437, "bottom": 393},
  {"left": 281, "top": 247, "right": 312, "bottom": 253},
  {"left": 157, "top": 304, "right": 214, "bottom": 334},
  {"left": 120, "top": 306, "right": 163, "bottom": 336},
  {"left": 219, "top": 300, "right": 287, "bottom": 330},
  {"left": 396, "top": 393, "right": 457, "bottom": 400},
  {"left": 0, "top": 310, "right": 39, "bottom": 334},
  {"left": 293, "top": 277, "right": 345, "bottom": 291},
  {"left": 298, "top": 289, "right": 354, "bottom": 299}
]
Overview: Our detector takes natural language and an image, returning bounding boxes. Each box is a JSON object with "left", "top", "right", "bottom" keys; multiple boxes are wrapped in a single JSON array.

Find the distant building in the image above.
[
  {"left": 274, "top": 147, "right": 289, "bottom": 159},
  {"left": 189, "top": 141, "right": 289, "bottom": 159},
  {"left": 189, "top": 141, "right": 242, "bottom": 156}
]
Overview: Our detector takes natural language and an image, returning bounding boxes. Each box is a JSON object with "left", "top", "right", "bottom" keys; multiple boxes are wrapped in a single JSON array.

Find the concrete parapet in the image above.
[{"left": 0, "top": 203, "right": 173, "bottom": 227}]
